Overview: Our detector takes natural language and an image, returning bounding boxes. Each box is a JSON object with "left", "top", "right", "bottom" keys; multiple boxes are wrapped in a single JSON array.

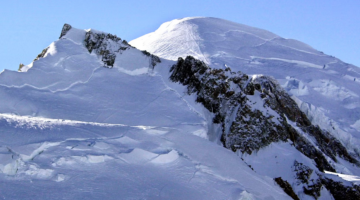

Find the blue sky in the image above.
[{"left": 1, "top": 1, "right": 359, "bottom": 72}]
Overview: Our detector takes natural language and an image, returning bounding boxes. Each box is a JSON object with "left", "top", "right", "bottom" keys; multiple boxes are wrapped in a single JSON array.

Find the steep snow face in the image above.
[
  {"left": 0, "top": 24, "right": 294, "bottom": 200},
  {"left": 130, "top": 17, "right": 360, "bottom": 156},
  {"left": 130, "top": 17, "right": 210, "bottom": 64},
  {"left": 130, "top": 17, "right": 318, "bottom": 65}
]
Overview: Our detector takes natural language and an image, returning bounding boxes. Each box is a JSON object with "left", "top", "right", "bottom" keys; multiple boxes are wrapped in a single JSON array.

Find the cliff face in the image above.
[{"left": 169, "top": 56, "right": 360, "bottom": 199}]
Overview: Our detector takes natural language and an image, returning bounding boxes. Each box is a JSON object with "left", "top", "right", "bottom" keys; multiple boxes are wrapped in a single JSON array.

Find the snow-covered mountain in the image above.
[
  {"left": 130, "top": 17, "right": 360, "bottom": 158},
  {"left": 0, "top": 24, "right": 292, "bottom": 200},
  {"left": 0, "top": 20, "right": 359, "bottom": 199}
]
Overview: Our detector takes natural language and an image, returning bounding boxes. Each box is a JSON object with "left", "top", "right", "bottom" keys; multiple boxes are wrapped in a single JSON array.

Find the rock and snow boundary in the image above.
[{"left": 0, "top": 23, "right": 359, "bottom": 199}]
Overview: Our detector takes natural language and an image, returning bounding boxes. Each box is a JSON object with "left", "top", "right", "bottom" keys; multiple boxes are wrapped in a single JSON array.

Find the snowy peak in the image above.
[
  {"left": 0, "top": 24, "right": 297, "bottom": 199},
  {"left": 1, "top": 21, "right": 360, "bottom": 199},
  {"left": 131, "top": 17, "right": 360, "bottom": 164},
  {"left": 130, "top": 17, "right": 320, "bottom": 64}
]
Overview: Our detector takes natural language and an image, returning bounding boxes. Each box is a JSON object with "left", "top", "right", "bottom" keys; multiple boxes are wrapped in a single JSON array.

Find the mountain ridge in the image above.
[
  {"left": 0, "top": 22, "right": 359, "bottom": 199},
  {"left": 130, "top": 17, "right": 360, "bottom": 159}
]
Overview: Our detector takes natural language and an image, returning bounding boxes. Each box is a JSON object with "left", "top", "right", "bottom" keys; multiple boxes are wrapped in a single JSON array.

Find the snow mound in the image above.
[{"left": 150, "top": 150, "right": 179, "bottom": 164}]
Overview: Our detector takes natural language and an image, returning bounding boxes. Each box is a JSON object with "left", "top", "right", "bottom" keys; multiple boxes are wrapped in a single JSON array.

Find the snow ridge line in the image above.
[
  {"left": 154, "top": 73, "right": 206, "bottom": 120},
  {"left": 217, "top": 29, "right": 324, "bottom": 56},
  {"left": 0, "top": 66, "right": 102, "bottom": 94},
  {"left": 0, "top": 113, "right": 157, "bottom": 129},
  {"left": 220, "top": 29, "right": 277, "bottom": 41},
  {"left": 185, "top": 22, "right": 210, "bottom": 64}
]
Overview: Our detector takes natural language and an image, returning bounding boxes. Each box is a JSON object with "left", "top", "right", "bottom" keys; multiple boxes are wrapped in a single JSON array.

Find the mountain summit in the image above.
[
  {"left": 0, "top": 23, "right": 292, "bottom": 200},
  {"left": 131, "top": 17, "right": 360, "bottom": 158},
  {"left": 130, "top": 17, "right": 320, "bottom": 64}
]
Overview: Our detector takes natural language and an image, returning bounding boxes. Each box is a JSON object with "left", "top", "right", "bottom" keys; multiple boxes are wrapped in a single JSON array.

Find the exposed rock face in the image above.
[
  {"left": 292, "top": 161, "right": 360, "bottom": 200},
  {"left": 84, "top": 31, "right": 122, "bottom": 68},
  {"left": 59, "top": 23, "right": 72, "bottom": 39},
  {"left": 30, "top": 24, "right": 162, "bottom": 72},
  {"left": 169, "top": 56, "right": 360, "bottom": 199},
  {"left": 84, "top": 31, "right": 160, "bottom": 68},
  {"left": 141, "top": 50, "right": 161, "bottom": 69},
  {"left": 33, "top": 47, "right": 49, "bottom": 62},
  {"left": 18, "top": 63, "right": 24, "bottom": 72},
  {"left": 320, "top": 177, "right": 360, "bottom": 200},
  {"left": 274, "top": 177, "right": 300, "bottom": 200}
]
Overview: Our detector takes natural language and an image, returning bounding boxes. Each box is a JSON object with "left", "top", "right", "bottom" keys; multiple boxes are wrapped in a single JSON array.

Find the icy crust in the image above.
[
  {"left": 169, "top": 56, "right": 360, "bottom": 199},
  {"left": 130, "top": 17, "right": 360, "bottom": 159},
  {"left": 0, "top": 116, "right": 291, "bottom": 200}
]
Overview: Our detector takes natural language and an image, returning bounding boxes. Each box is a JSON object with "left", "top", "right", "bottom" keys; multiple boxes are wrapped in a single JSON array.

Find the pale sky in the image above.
[{"left": 1, "top": 0, "right": 359, "bottom": 71}]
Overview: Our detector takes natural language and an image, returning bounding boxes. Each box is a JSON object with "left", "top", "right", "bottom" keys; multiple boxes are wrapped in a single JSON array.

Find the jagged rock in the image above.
[
  {"left": 59, "top": 23, "right": 72, "bottom": 39},
  {"left": 169, "top": 56, "right": 352, "bottom": 170},
  {"left": 293, "top": 161, "right": 313, "bottom": 184},
  {"left": 274, "top": 177, "right": 300, "bottom": 200},
  {"left": 18, "top": 63, "right": 24, "bottom": 72},
  {"left": 84, "top": 31, "right": 122, "bottom": 68},
  {"left": 253, "top": 76, "right": 359, "bottom": 166},
  {"left": 82, "top": 31, "right": 160, "bottom": 69},
  {"left": 33, "top": 47, "right": 49, "bottom": 62},
  {"left": 292, "top": 161, "right": 322, "bottom": 199},
  {"left": 320, "top": 177, "right": 360, "bottom": 200},
  {"left": 303, "top": 179, "right": 322, "bottom": 199},
  {"left": 170, "top": 56, "right": 360, "bottom": 199},
  {"left": 141, "top": 50, "right": 161, "bottom": 68}
]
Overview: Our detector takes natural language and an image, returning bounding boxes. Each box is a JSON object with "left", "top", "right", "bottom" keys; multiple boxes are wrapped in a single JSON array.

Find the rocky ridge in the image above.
[
  {"left": 130, "top": 17, "right": 360, "bottom": 159},
  {"left": 169, "top": 56, "right": 360, "bottom": 199},
  {"left": 79, "top": 28, "right": 160, "bottom": 68}
]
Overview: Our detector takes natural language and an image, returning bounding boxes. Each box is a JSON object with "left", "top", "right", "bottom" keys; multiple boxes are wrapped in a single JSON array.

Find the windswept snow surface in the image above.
[
  {"left": 0, "top": 26, "right": 291, "bottom": 199},
  {"left": 131, "top": 17, "right": 360, "bottom": 155},
  {"left": 0, "top": 115, "right": 290, "bottom": 199}
]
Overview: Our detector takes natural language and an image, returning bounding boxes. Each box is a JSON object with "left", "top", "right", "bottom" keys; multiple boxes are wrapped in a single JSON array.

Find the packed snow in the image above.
[
  {"left": 1, "top": 18, "right": 359, "bottom": 199},
  {"left": 131, "top": 17, "right": 360, "bottom": 156},
  {"left": 0, "top": 25, "right": 292, "bottom": 199}
]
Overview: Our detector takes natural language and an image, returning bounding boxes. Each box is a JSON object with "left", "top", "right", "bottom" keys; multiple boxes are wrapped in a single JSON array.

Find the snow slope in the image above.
[
  {"left": 0, "top": 25, "right": 293, "bottom": 199},
  {"left": 131, "top": 17, "right": 360, "bottom": 156},
  {"left": 1, "top": 21, "right": 359, "bottom": 199},
  {"left": 0, "top": 114, "right": 291, "bottom": 199}
]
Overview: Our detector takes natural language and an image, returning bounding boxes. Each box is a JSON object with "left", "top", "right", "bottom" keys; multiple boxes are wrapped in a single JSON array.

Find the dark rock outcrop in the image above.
[
  {"left": 142, "top": 50, "right": 161, "bottom": 68},
  {"left": 84, "top": 31, "right": 122, "bottom": 68},
  {"left": 169, "top": 56, "right": 358, "bottom": 170},
  {"left": 169, "top": 56, "right": 360, "bottom": 199},
  {"left": 59, "top": 23, "right": 72, "bottom": 39},
  {"left": 83, "top": 31, "right": 160, "bottom": 68},
  {"left": 321, "top": 177, "right": 360, "bottom": 200},
  {"left": 18, "top": 63, "right": 25, "bottom": 72},
  {"left": 274, "top": 177, "right": 300, "bottom": 200},
  {"left": 33, "top": 47, "right": 49, "bottom": 62}
]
